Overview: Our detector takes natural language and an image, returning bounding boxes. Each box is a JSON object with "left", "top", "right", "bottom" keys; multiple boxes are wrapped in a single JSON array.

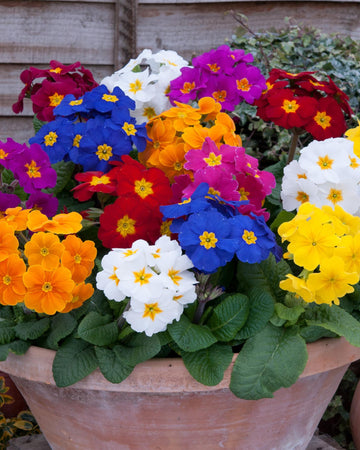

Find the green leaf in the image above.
[
  {"left": 0, "top": 320, "right": 16, "bottom": 344},
  {"left": 207, "top": 293, "right": 249, "bottom": 341},
  {"left": 182, "top": 343, "right": 233, "bottom": 386},
  {"left": 167, "top": 315, "right": 217, "bottom": 352},
  {"left": 236, "top": 287, "right": 275, "bottom": 340},
  {"left": 114, "top": 333, "right": 161, "bottom": 366},
  {"left": 50, "top": 161, "right": 75, "bottom": 195},
  {"left": 274, "top": 303, "right": 305, "bottom": 323},
  {"left": 15, "top": 317, "right": 50, "bottom": 340},
  {"left": 52, "top": 338, "right": 98, "bottom": 387},
  {"left": 78, "top": 312, "right": 118, "bottom": 346},
  {"left": 230, "top": 324, "right": 307, "bottom": 399},
  {"left": 95, "top": 347, "right": 134, "bottom": 383},
  {"left": 300, "top": 325, "right": 337, "bottom": 343},
  {"left": 33, "top": 115, "right": 46, "bottom": 134},
  {"left": 46, "top": 314, "right": 78, "bottom": 349},
  {"left": 305, "top": 304, "right": 360, "bottom": 346},
  {"left": 270, "top": 210, "right": 295, "bottom": 232},
  {"left": 0, "top": 340, "right": 30, "bottom": 360}
]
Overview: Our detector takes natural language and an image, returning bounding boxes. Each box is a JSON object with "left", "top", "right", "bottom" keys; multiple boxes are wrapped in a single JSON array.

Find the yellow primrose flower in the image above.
[
  {"left": 306, "top": 256, "right": 359, "bottom": 305},
  {"left": 279, "top": 274, "right": 314, "bottom": 303},
  {"left": 345, "top": 119, "right": 360, "bottom": 158},
  {"left": 335, "top": 234, "right": 360, "bottom": 275}
]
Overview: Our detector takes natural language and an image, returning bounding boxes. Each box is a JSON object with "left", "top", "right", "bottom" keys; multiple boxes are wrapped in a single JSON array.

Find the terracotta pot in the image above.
[
  {"left": 0, "top": 371, "right": 28, "bottom": 418},
  {"left": 0, "top": 337, "right": 359, "bottom": 450},
  {"left": 350, "top": 379, "right": 360, "bottom": 449}
]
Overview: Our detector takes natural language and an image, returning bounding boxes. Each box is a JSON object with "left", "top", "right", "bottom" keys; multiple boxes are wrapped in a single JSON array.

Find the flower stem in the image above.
[
  {"left": 287, "top": 131, "right": 299, "bottom": 165},
  {"left": 193, "top": 300, "right": 207, "bottom": 324}
]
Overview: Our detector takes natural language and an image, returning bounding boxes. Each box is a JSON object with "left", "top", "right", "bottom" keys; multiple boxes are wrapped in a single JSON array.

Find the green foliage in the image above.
[{"left": 228, "top": 17, "right": 360, "bottom": 165}]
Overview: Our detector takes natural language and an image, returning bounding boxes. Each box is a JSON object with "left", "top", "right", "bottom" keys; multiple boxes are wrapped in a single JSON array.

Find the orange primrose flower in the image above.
[
  {"left": 23, "top": 265, "right": 75, "bottom": 315},
  {"left": 0, "top": 222, "right": 19, "bottom": 263},
  {"left": 2, "top": 207, "right": 31, "bottom": 231},
  {"left": 60, "top": 282, "right": 94, "bottom": 313},
  {"left": 24, "top": 232, "right": 65, "bottom": 270},
  {"left": 61, "top": 235, "right": 97, "bottom": 283},
  {"left": 0, "top": 254, "right": 26, "bottom": 306}
]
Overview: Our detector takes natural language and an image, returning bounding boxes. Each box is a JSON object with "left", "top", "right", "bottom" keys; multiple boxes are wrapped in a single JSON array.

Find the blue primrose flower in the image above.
[
  {"left": 53, "top": 93, "right": 90, "bottom": 119},
  {"left": 76, "top": 117, "right": 133, "bottom": 171},
  {"left": 68, "top": 122, "right": 87, "bottom": 164},
  {"left": 83, "top": 85, "right": 135, "bottom": 115},
  {"left": 230, "top": 214, "right": 279, "bottom": 264},
  {"left": 29, "top": 117, "right": 74, "bottom": 164},
  {"left": 178, "top": 208, "right": 238, "bottom": 273},
  {"left": 105, "top": 114, "right": 148, "bottom": 153}
]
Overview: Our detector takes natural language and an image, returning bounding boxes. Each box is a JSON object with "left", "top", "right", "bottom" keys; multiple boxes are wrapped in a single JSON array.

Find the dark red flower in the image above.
[
  {"left": 72, "top": 171, "right": 117, "bottom": 202},
  {"left": 304, "top": 97, "right": 347, "bottom": 140},
  {"left": 98, "top": 197, "right": 163, "bottom": 248}
]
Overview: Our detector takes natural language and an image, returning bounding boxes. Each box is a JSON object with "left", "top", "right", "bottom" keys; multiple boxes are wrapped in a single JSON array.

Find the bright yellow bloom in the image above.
[
  {"left": 307, "top": 257, "right": 359, "bottom": 305},
  {"left": 279, "top": 274, "right": 314, "bottom": 303},
  {"left": 322, "top": 204, "right": 360, "bottom": 236},
  {"left": 61, "top": 235, "right": 97, "bottom": 283},
  {"left": 23, "top": 265, "right": 75, "bottom": 315},
  {"left": 287, "top": 217, "right": 339, "bottom": 271},
  {"left": 0, "top": 255, "right": 26, "bottom": 306},
  {"left": 345, "top": 120, "right": 360, "bottom": 158},
  {"left": 60, "top": 282, "right": 94, "bottom": 313},
  {"left": 335, "top": 234, "right": 360, "bottom": 274},
  {"left": 24, "top": 232, "right": 64, "bottom": 270}
]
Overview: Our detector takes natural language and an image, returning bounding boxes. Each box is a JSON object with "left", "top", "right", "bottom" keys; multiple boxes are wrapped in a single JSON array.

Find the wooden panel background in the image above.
[{"left": 1, "top": 0, "right": 360, "bottom": 143}]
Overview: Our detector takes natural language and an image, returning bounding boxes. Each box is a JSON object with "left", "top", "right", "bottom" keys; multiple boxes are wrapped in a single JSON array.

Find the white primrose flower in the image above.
[
  {"left": 123, "top": 291, "right": 183, "bottom": 336},
  {"left": 317, "top": 180, "right": 360, "bottom": 214},
  {"left": 95, "top": 251, "right": 128, "bottom": 302},
  {"left": 111, "top": 68, "right": 158, "bottom": 103},
  {"left": 152, "top": 50, "right": 189, "bottom": 71},
  {"left": 281, "top": 176, "right": 321, "bottom": 212},
  {"left": 156, "top": 250, "right": 197, "bottom": 292},
  {"left": 298, "top": 138, "right": 352, "bottom": 184},
  {"left": 146, "top": 235, "right": 182, "bottom": 267}
]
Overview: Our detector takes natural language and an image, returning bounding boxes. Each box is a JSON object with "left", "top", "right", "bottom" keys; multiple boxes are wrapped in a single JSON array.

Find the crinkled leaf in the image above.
[
  {"left": 50, "top": 161, "right": 75, "bottom": 195},
  {"left": 78, "top": 312, "right": 118, "bottom": 346},
  {"left": 46, "top": 313, "right": 78, "bottom": 349},
  {"left": 0, "top": 340, "right": 30, "bottom": 360},
  {"left": 15, "top": 318, "right": 50, "bottom": 341},
  {"left": 182, "top": 343, "right": 233, "bottom": 386},
  {"left": 300, "top": 325, "right": 337, "bottom": 343},
  {"left": 274, "top": 303, "right": 305, "bottom": 323},
  {"left": 95, "top": 347, "right": 134, "bottom": 383},
  {"left": 235, "top": 287, "right": 275, "bottom": 340},
  {"left": 207, "top": 294, "right": 249, "bottom": 341},
  {"left": 167, "top": 315, "right": 216, "bottom": 352},
  {"left": 114, "top": 333, "right": 161, "bottom": 366},
  {"left": 305, "top": 304, "right": 360, "bottom": 347},
  {"left": 0, "top": 321, "right": 16, "bottom": 344},
  {"left": 230, "top": 324, "right": 307, "bottom": 400},
  {"left": 52, "top": 338, "right": 98, "bottom": 387}
]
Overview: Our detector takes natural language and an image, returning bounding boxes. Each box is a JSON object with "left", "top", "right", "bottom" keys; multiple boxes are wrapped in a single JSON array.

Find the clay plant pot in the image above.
[
  {"left": 350, "top": 378, "right": 360, "bottom": 448},
  {"left": 0, "top": 337, "right": 360, "bottom": 450}
]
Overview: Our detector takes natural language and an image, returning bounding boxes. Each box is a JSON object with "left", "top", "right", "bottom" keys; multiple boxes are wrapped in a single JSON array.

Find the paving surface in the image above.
[{"left": 7, "top": 431, "right": 344, "bottom": 449}]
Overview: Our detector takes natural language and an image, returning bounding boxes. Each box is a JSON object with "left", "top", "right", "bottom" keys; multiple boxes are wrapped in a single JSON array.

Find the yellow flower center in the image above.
[
  {"left": 122, "top": 122, "right": 137, "bottom": 136},
  {"left": 25, "top": 160, "right": 41, "bottom": 178},
  {"left": 134, "top": 178, "right": 154, "bottom": 199},
  {"left": 317, "top": 155, "right": 333, "bottom": 170},
  {"left": 3, "top": 275, "right": 11, "bottom": 286},
  {"left": 208, "top": 187, "right": 220, "bottom": 196},
  {"left": 143, "top": 302, "right": 162, "bottom": 321},
  {"left": 0, "top": 149, "right": 8, "bottom": 160},
  {"left": 327, "top": 188, "right": 343, "bottom": 205},
  {"left": 204, "top": 152, "right": 222, "bottom": 167},
  {"left": 44, "top": 131, "right": 58, "bottom": 147},
  {"left": 242, "top": 229, "right": 257, "bottom": 245},
  {"left": 96, "top": 144, "right": 113, "bottom": 161},
  {"left": 109, "top": 267, "right": 120, "bottom": 285},
  {"left": 314, "top": 111, "right": 331, "bottom": 130},
  {"left": 73, "top": 134, "right": 82, "bottom": 148},
  {"left": 174, "top": 162, "right": 183, "bottom": 171},
  {"left": 49, "top": 93, "right": 64, "bottom": 107},
  {"left": 40, "top": 247, "right": 49, "bottom": 256},
  {"left": 134, "top": 267, "right": 153, "bottom": 285},
  {"left": 239, "top": 187, "right": 250, "bottom": 201},
  {"left": 296, "top": 191, "right": 309, "bottom": 203},
  {"left": 102, "top": 94, "right": 119, "bottom": 103},
  {"left": 349, "top": 156, "right": 360, "bottom": 168},
  {"left": 297, "top": 173, "right": 307, "bottom": 179},
  {"left": 207, "top": 63, "right": 220, "bottom": 73},
  {"left": 129, "top": 79, "right": 143, "bottom": 93},
  {"left": 116, "top": 215, "right": 136, "bottom": 237},
  {"left": 49, "top": 68, "right": 62, "bottom": 74},
  {"left": 282, "top": 99, "right": 300, "bottom": 113},
  {"left": 69, "top": 99, "right": 83, "bottom": 106},
  {"left": 42, "top": 282, "right": 53, "bottom": 292},
  {"left": 90, "top": 175, "right": 110, "bottom": 186},
  {"left": 143, "top": 107, "right": 156, "bottom": 119},
  {"left": 200, "top": 231, "right": 218, "bottom": 249},
  {"left": 168, "top": 269, "right": 182, "bottom": 286},
  {"left": 74, "top": 254, "right": 82, "bottom": 264}
]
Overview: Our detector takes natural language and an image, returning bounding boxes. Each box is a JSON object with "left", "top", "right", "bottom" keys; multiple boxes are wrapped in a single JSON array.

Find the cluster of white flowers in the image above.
[
  {"left": 101, "top": 49, "right": 188, "bottom": 124},
  {"left": 96, "top": 236, "right": 197, "bottom": 336},
  {"left": 281, "top": 138, "right": 360, "bottom": 215}
]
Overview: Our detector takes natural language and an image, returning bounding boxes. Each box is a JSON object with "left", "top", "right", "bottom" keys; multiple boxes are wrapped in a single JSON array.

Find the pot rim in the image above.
[{"left": 0, "top": 337, "right": 359, "bottom": 393}]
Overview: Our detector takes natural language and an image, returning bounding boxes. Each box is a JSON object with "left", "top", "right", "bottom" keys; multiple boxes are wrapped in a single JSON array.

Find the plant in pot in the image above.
[{"left": 0, "top": 46, "right": 360, "bottom": 449}]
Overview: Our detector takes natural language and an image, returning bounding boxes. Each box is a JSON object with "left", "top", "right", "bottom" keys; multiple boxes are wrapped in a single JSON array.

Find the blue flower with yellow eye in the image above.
[
  {"left": 83, "top": 85, "right": 135, "bottom": 115},
  {"left": 53, "top": 93, "right": 90, "bottom": 119}
]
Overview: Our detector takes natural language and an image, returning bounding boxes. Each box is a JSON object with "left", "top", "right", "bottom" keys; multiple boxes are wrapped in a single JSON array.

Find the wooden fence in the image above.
[{"left": 1, "top": 0, "right": 360, "bottom": 143}]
